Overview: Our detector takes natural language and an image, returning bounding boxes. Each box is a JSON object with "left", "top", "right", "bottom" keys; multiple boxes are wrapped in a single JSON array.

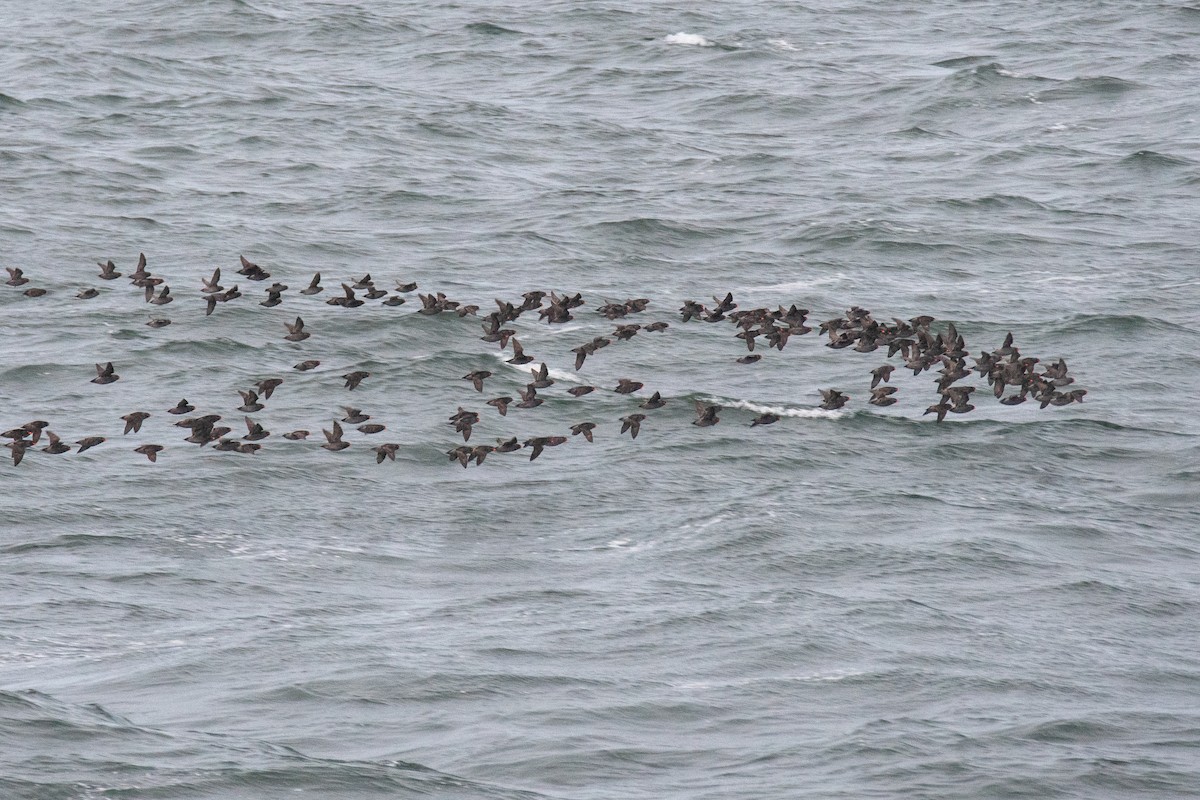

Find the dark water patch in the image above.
[
  {"left": 1035, "top": 75, "right": 1142, "bottom": 101},
  {"left": 1119, "top": 150, "right": 1196, "bottom": 169},
  {"left": 465, "top": 22, "right": 526, "bottom": 36},
  {"left": 0, "top": 533, "right": 140, "bottom": 556},
  {"left": 940, "top": 62, "right": 1051, "bottom": 90},
  {"left": 939, "top": 194, "right": 1049, "bottom": 211},
  {"left": 1020, "top": 717, "right": 1128, "bottom": 743},
  {"left": 1042, "top": 313, "right": 1198, "bottom": 337},
  {"left": 589, "top": 216, "right": 737, "bottom": 242},
  {"left": 888, "top": 125, "right": 960, "bottom": 139},
  {"left": 931, "top": 55, "right": 999, "bottom": 69}
]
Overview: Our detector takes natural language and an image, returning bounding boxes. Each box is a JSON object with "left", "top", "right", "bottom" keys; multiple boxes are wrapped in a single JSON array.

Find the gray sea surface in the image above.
[{"left": 2, "top": 1, "right": 1199, "bottom": 798}]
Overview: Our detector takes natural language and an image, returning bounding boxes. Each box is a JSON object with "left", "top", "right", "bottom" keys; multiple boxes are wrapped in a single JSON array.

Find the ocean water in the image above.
[{"left": 1, "top": 1, "right": 1199, "bottom": 798}]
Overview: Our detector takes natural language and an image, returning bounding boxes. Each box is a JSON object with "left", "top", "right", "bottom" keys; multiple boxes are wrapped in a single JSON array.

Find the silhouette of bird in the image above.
[
  {"left": 91, "top": 362, "right": 119, "bottom": 385},
  {"left": 463, "top": 370, "right": 492, "bottom": 392},
  {"left": 76, "top": 436, "right": 106, "bottom": 454},
  {"left": 120, "top": 411, "right": 150, "bottom": 433},
  {"left": 284, "top": 317, "right": 310, "bottom": 342},
  {"left": 693, "top": 402, "right": 720, "bottom": 427},
  {"left": 620, "top": 414, "right": 646, "bottom": 438},
  {"left": 134, "top": 444, "right": 163, "bottom": 463},
  {"left": 343, "top": 371, "right": 369, "bottom": 391},
  {"left": 322, "top": 421, "right": 350, "bottom": 451}
]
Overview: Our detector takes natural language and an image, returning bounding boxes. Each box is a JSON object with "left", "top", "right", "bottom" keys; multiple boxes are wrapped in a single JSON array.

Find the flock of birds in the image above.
[{"left": 1, "top": 255, "right": 1086, "bottom": 467}]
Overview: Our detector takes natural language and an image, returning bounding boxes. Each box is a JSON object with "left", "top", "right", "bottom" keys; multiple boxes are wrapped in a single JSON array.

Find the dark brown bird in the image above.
[
  {"left": 77, "top": 288, "right": 100, "bottom": 299},
  {"left": 7, "top": 440, "right": 29, "bottom": 466},
  {"left": 614, "top": 378, "right": 643, "bottom": 395},
  {"left": 571, "top": 344, "right": 593, "bottom": 371},
  {"left": 570, "top": 422, "right": 596, "bottom": 443},
  {"left": 343, "top": 371, "right": 369, "bottom": 390},
  {"left": 924, "top": 402, "right": 950, "bottom": 422},
  {"left": 640, "top": 391, "right": 666, "bottom": 410},
  {"left": 819, "top": 389, "right": 849, "bottom": 411},
  {"left": 91, "top": 362, "right": 119, "bottom": 385},
  {"left": 134, "top": 444, "right": 163, "bottom": 463},
  {"left": 41, "top": 431, "right": 71, "bottom": 454},
  {"left": 524, "top": 435, "right": 567, "bottom": 461},
  {"left": 294, "top": 360, "right": 320, "bottom": 371},
  {"left": 20, "top": 420, "right": 48, "bottom": 444},
  {"left": 613, "top": 324, "right": 641, "bottom": 341},
  {"left": 1, "top": 427, "right": 30, "bottom": 441},
  {"left": 506, "top": 339, "right": 533, "bottom": 365},
  {"left": 20, "top": 420, "right": 48, "bottom": 443},
  {"left": 693, "top": 402, "right": 720, "bottom": 427},
  {"left": 128, "top": 253, "right": 150, "bottom": 283},
  {"left": 529, "top": 363, "right": 553, "bottom": 389},
  {"left": 374, "top": 443, "right": 399, "bottom": 463},
  {"left": 147, "top": 285, "right": 172, "bottom": 305},
  {"left": 751, "top": 412, "right": 779, "bottom": 427},
  {"left": 487, "top": 396, "right": 512, "bottom": 416},
  {"left": 329, "top": 283, "right": 363, "bottom": 308},
  {"left": 871, "top": 364, "right": 895, "bottom": 388},
  {"left": 238, "top": 255, "right": 268, "bottom": 279},
  {"left": 168, "top": 399, "right": 194, "bottom": 415},
  {"left": 97, "top": 260, "right": 121, "bottom": 280},
  {"left": 567, "top": 386, "right": 596, "bottom": 398},
  {"left": 737, "top": 354, "right": 762, "bottom": 364},
  {"left": 620, "top": 414, "right": 646, "bottom": 439},
  {"left": 238, "top": 390, "right": 264, "bottom": 412},
  {"left": 283, "top": 430, "right": 310, "bottom": 440},
  {"left": 516, "top": 385, "right": 542, "bottom": 409},
  {"left": 238, "top": 442, "right": 262, "bottom": 454},
  {"left": 146, "top": 318, "right": 171, "bottom": 328},
  {"left": 256, "top": 378, "right": 283, "bottom": 400},
  {"left": 243, "top": 417, "right": 269, "bottom": 441},
  {"left": 24, "top": 287, "right": 47, "bottom": 297},
  {"left": 300, "top": 272, "right": 323, "bottom": 295},
  {"left": 322, "top": 421, "right": 350, "bottom": 451},
  {"left": 358, "top": 423, "right": 386, "bottom": 434},
  {"left": 76, "top": 436, "right": 106, "bottom": 454},
  {"left": 494, "top": 436, "right": 522, "bottom": 453},
  {"left": 463, "top": 370, "right": 492, "bottom": 392},
  {"left": 122, "top": 411, "right": 151, "bottom": 433},
  {"left": 284, "top": 317, "right": 310, "bottom": 342},
  {"left": 200, "top": 267, "right": 222, "bottom": 294},
  {"left": 5, "top": 267, "right": 29, "bottom": 286},
  {"left": 396, "top": 281, "right": 418, "bottom": 293},
  {"left": 448, "top": 445, "right": 473, "bottom": 468},
  {"left": 869, "top": 387, "right": 898, "bottom": 407},
  {"left": 341, "top": 407, "right": 370, "bottom": 424}
]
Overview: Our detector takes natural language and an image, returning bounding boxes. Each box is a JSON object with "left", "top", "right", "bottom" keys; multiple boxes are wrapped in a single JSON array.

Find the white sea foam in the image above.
[
  {"left": 664, "top": 32, "right": 713, "bottom": 47},
  {"left": 768, "top": 38, "right": 798, "bottom": 51},
  {"left": 706, "top": 397, "right": 844, "bottom": 420},
  {"left": 491, "top": 350, "right": 582, "bottom": 383}
]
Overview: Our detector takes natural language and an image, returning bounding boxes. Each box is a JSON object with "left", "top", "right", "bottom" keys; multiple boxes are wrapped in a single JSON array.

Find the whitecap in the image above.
[
  {"left": 491, "top": 350, "right": 582, "bottom": 383},
  {"left": 664, "top": 32, "right": 713, "bottom": 47},
  {"left": 707, "top": 397, "right": 844, "bottom": 420},
  {"left": 768, "top": 38, "right": 798, "bottom": 51}
]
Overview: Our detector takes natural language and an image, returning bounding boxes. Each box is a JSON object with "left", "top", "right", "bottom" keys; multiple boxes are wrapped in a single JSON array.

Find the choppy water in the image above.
[{"left": 2, "top": 2, "right": 1199, "bottom": 798}]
